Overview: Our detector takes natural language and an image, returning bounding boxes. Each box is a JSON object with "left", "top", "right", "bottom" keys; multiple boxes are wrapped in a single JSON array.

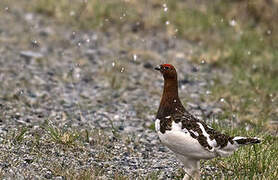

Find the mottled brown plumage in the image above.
[
  {"left": 155, "top": 64, "right": 240, "bottom": 149},
  {"left": 155, "top": 64, "right": 261, "bottom": 180}
]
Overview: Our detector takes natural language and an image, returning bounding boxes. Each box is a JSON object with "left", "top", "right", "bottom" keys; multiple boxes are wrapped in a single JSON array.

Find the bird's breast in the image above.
[{"left": 155, "top": 119, "right": 217, "bottom": 159}]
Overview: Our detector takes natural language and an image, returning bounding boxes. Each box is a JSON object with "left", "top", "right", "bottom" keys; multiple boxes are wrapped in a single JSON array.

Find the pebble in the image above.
[
  {"left": 143, "top": 62, "right": 153, "bottom": 69},
  {"left": 20, "top": 51, "right": 43, "bottom": 60}
]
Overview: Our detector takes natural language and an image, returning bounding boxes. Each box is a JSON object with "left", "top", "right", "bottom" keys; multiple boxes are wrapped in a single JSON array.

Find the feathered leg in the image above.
[{"left": 176, "top": 154, "right": 200, "bottom": 180}]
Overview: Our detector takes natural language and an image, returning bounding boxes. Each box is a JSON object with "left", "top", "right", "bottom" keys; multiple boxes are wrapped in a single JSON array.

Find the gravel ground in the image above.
[{"left": 0, "top": 6, "right": 230, "bottom": 179}]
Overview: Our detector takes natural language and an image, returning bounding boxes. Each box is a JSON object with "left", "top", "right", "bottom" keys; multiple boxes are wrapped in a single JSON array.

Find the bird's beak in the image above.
[{"left": 154, "top": 65, "right": 161, "bottom": 71}]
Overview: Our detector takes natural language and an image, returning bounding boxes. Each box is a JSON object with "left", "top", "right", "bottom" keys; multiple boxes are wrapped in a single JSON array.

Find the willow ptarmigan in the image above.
[{"left": 155, "top": 64, "right": 261, "bottom": 180}]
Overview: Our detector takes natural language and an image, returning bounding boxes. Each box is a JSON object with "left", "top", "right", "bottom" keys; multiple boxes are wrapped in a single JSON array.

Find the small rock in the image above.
[
  {"left": 212, "top": 108, "right": 222, "bottom": 114},
  {"left": 118, "top": 125, "right": 124, "bottom": 131},
  {"left": 24, "top": 158, "right": 33, "bottom": 164},
  {"left": 54, "top": 176, "right": 64, "bottom": 180},
  {"left": 192, "top": 66, "right": 198, "bottom": 72},
  {"left": 20, "top": 51, "right": 43, "bottom": 60},
  {"left": 44, "top": 170, "right": 53, "bottom": 179},
  {"left": 190, "top": 93, "right": 200, "bottom": 100},
  {"left": 85, "top": 49, "right": 97, "bottom": 62},
  {"left": 39, "top": 27, "right": 53, "bottom": 37},
  {"left": 187, "top": 102, "right": 199, "bottom": 109},
  {"left": 179, "top": 78, "right": 190, "bottom": 85},
  {"left": 143, "top": 62, "right": 153, "bottom": 69},
  {"left": 158, "top": 146, "right": 167, "bottom": 152},
  {"left": 24, "top": 13, "right": 34, "bottom": 21}
]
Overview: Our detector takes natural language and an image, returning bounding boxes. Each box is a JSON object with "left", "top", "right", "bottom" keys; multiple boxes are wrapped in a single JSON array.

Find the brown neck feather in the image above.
[{"left": 156, "top": 76, "right": 185, "bottom": 119}]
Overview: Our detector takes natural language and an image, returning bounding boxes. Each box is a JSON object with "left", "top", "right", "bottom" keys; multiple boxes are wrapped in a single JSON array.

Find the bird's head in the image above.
[{"left": 155, "top": 64, "right": 177, "bottom": 79}]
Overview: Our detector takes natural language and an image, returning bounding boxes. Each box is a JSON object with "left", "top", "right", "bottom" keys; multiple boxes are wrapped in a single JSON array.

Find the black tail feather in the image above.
[{"left": 233, "top": 137, "right": 261, "bottom": 145}]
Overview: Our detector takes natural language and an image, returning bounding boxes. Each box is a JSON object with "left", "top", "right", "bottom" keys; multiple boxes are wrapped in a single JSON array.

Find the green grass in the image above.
[
  {"left": 42, "top": 120, "right": 80, "bottom": 145},
  {"left": 13, "top": 127, "right": 28, "bottom": 144},
  {"left": 29, "top": 0, "right": 140, "bottom": 30},
  {"left": 203, "top": 125, "right": 278, "bottom": 179}
]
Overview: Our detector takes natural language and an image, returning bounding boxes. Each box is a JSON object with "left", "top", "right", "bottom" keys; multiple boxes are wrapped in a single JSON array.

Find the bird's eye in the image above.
[{"left": 164, "top": 66, "right": 169, "bottom": 70}]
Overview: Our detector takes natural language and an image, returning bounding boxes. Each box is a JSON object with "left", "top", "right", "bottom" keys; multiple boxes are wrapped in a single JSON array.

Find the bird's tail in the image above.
[{"left": 233, "top": 136, "right": 261, "bottom": 145}]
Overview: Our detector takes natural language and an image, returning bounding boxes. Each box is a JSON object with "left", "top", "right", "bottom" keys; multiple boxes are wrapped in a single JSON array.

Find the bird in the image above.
[{"left": 154, "top": 64, "right": 261, "bottom": 180}]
